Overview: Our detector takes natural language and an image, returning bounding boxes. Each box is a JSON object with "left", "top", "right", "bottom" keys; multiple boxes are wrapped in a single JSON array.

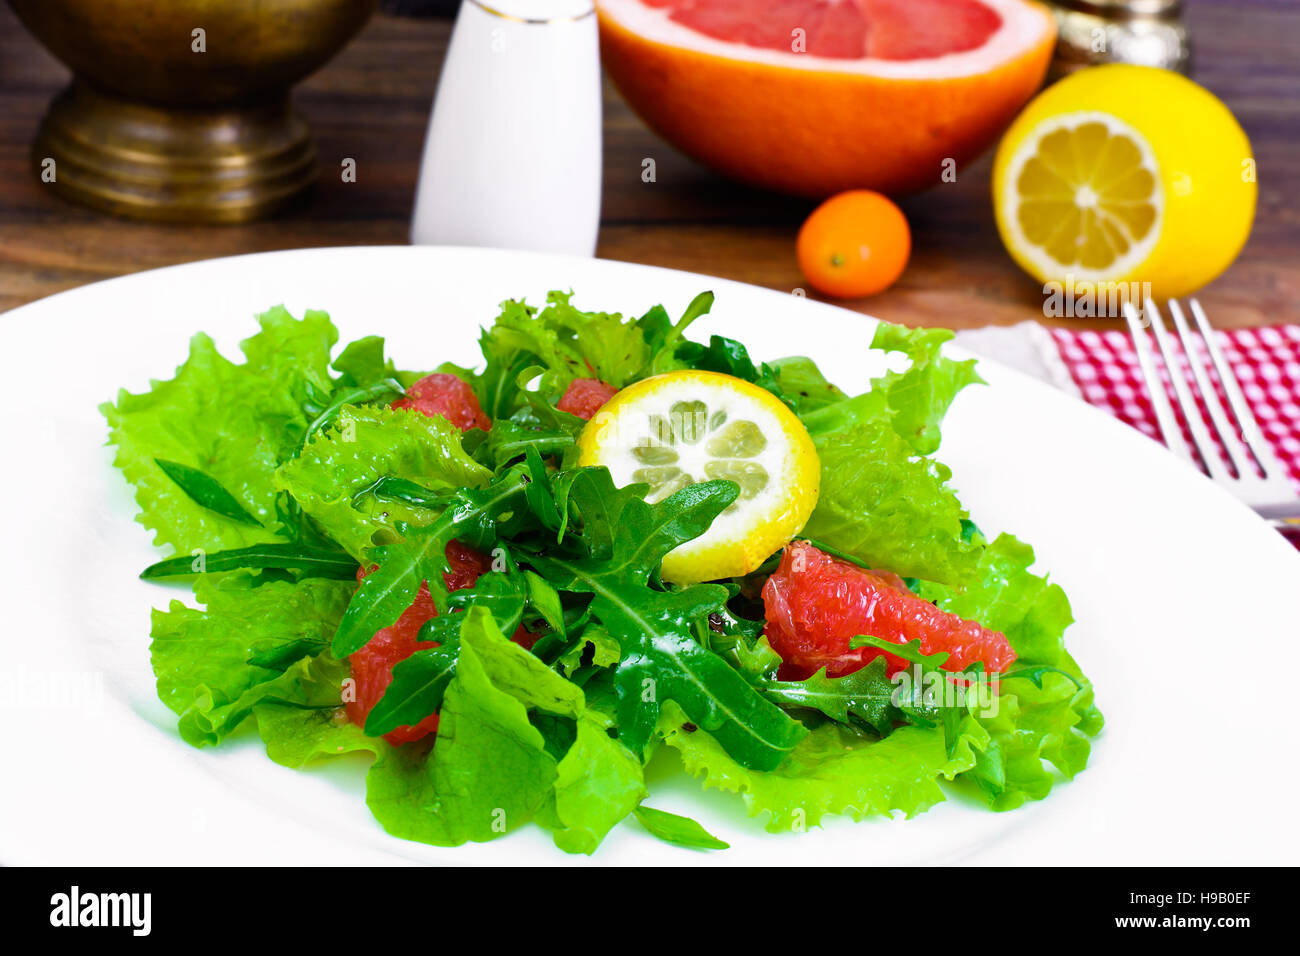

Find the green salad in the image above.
[{"left": 103, "top": 290, "right": 1102, "bottom": 854}]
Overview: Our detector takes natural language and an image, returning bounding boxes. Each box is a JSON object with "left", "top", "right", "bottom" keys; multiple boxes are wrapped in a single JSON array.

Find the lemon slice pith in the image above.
[
  {"left": 576, "top": 370, "right": 820, "bottom": 583},
  {"left": 1002, "top": 111, "right": 1163, "bottom": 282}
]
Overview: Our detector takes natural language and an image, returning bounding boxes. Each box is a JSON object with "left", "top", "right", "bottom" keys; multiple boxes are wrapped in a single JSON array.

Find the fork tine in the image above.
[
  {"left": 1123, "top": 301, "right": 1195, "bottom": 465},
  {"left": 1167, "top": 300, "right": 1256, "bottom": 479},
  {"left": 1144, "top": 300, "right": 1232, "bottom": 480},
  {"left": 1188, "top": 298, "right": 1280, "bottom": 480}
]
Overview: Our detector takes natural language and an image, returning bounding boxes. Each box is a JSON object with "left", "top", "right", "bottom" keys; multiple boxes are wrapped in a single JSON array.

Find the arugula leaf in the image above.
[
  {"left": 532, "top": 476, "right": 808, "bottom": 771},
  {"left": 768, "top": 356, "right": 846, "bottom": 413},
  {"left": 672, "top": 334, "right": 790, "bottom": 407},
  {"left": 648, "top": 291, "right": 715, "bottom": 374},
  {"left": 360, "top": 476, "right": 447, "bottom": 511},
  {"left": 1000, "top": 664, "right": 1083, "bottom": 691},
  {"left": 759, "top": 660, "right": 902, "bottom": 735},
  {"left": 153, "top": 458, "right": 263, "bottom": 527},
  {"left": 140, "top": 542, "right": 358, "bottom": 580},
  {"left": 362, "top": 555, "right": 542, "bottom": 738},
  {"left": 331, "top": 467, "right": 530, "bottom": 656},
  {"left": 849, "top": 634, "right": 953, "bottom": 669},
  {"left": 363, "top": 644, "right": 459, "bottom": 737},
  {"left": 482, "top": 418, "right": 578, "bottom": 471},
  {"left": 633, "top": 805, "right": 729, "bottom": 850},
  {"left": 523, "top": 570, "right": 566, "bottom": 636},
  {"left": 277, "top": 403, "right": 491, "bottom": 559}
]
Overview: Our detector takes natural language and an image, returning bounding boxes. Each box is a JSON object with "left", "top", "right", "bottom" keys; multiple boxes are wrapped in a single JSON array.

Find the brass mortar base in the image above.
[{"left": 33, "top": 82, "right": 318, "bottom": 224}]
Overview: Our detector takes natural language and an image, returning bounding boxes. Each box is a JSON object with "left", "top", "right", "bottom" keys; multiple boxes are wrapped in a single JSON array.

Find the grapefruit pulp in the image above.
[
  {"left": 762, "top": 541, "right": 1017, "bottom": 680},
  {"left": 597, "top": 0, "right": 1057, "bottom": 196}
]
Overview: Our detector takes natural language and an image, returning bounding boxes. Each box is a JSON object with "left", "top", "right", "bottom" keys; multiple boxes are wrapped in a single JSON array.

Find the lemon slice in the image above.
[
  {"left": 577, "top": 370, "right": 820, "bottom": 583},
  {"left": 1001, "top": 112, "right": 1162, "bottom": 280}
]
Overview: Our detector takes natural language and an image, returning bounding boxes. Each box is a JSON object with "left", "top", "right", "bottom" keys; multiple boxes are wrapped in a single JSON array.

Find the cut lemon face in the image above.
[
  {"left": 577, "top": 370, "right": 820, "bottom": 583},
  {"left": 993, "top": 65, "right": 1256, "bottom": 300},
  {"left": 1002, "top": 112, "right": 1162, "bottom": 280}
]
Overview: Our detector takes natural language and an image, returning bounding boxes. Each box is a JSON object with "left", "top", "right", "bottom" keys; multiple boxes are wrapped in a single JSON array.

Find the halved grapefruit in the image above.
[{"left": 597, "top": 0, "right": 1058, "bottom": 196}]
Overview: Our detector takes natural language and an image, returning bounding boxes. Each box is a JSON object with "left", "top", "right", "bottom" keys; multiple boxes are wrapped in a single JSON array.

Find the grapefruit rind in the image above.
[{"left": 596, "top": 0, "right": 1057, "bottom": 196}]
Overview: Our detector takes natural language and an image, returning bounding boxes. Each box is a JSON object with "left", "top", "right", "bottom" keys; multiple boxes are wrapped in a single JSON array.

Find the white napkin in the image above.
[{"left": 952, "top": 322, "right": 1083, "bottom": 399}]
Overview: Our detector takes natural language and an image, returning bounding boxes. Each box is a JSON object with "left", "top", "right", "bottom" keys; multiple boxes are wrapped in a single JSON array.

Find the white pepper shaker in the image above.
[{"left": 410, "top": 0, "right": 603, "bottom": 255}]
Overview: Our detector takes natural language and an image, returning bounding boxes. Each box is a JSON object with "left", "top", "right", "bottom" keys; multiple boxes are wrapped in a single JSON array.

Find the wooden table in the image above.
[{"left": 2, "top": 0, "right": 1296, "bottom": 328}]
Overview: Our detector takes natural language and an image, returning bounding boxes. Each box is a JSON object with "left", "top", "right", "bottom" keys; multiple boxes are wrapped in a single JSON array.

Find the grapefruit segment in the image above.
[
  {"left": 761, "top": 541, "right": 1017, "bottom": 680},
  {"left": 597, "top": 0, "right": 1056, "bottom": 196}
]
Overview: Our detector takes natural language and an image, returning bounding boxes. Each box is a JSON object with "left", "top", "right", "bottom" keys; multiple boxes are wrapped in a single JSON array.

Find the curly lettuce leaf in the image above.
[
  {"left": 962, "top": 661, "right": 1102, "bottom": 811},
  {"left": 910, "top": 531, "right": 1103, "bottom": 809},
  {"left": 102, "top": 306, "right": 337, "bottom": 555},
  {"left": 331, "top": 335, "right": 397, "bottom": 389},
  {"left": 801, "top": 421, "right": 980, "bottom": 584},
  {"left": 657, "top": 700, "right": 975, "bottom": 832},
  {"left": 477, "top": 292, "right": 651, "bottom": 402},
  {"left": 866, "top": 323, "right": 983, "bottom": 456},
  {"left": 918, "top": 532, "right": 1075, "bottom": 666},
  {"left": 276, "top": 404, "right": 491, "bottom": 559},
  {"left": 150, "top": 575, "right": 354, "bottom": 747}
]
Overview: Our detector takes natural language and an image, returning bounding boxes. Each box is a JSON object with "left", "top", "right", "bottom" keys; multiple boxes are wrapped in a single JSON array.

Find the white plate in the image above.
[{"left": 1, "top": 246, "right": 1296, "bottom": 866}]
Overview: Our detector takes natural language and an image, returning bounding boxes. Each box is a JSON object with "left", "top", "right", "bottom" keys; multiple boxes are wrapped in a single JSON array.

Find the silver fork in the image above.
[{"left": 1123, "top": 298, "right": 1300, "bottom": 534}]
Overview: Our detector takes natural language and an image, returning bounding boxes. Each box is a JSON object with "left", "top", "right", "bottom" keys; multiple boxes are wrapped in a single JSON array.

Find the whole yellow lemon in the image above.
[{"left": 993, "top": 65, "right": 1256, "bottom": 301}]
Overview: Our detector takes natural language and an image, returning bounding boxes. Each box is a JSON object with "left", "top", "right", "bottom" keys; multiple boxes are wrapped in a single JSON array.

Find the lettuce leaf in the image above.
[
  {"left": 276, "top": 404, "right": 491, "bottom": 559},
  {"left": 865, "top": 323, "right": 983, "bottom": 456},
  {"left": 792, "top": 322, "right": 985, "bottom": 583},
  {"left": 102, "top": 306, "right": 337, "bottom": 555},
  {"left": 910, "top": 531, "right": 1103, "bottom": 809},
  {"left": 150, "top": 575, "right": 354, "bottom": 746},
  {"left": 801, "top": 421, "right": 980, "bottom": 584},
  {"left": 657, "top": 700, "right": 975, "bottom": 832},
  {"left": 536, "top": 710, "right": 647, "bottom": 855},
  {"left": 962, "top": 661, "right": 1101, "bottom": 811},
  {"left": 255, "top": 701, "right": 379, "bottom": 768},
  {"left": 365, "top": 608, "right": 574, "bottom": 846},
  {"left": 477, "top": 292, "right": 652, "bottom": 402},
  {"left": 918, "top": 532, "right": 1075, "bottom": 666}
]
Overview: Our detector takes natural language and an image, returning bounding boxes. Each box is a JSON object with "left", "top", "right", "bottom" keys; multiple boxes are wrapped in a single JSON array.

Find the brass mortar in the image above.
[{"left": 8, "top": 0, "right": 377, "bottom": 222}]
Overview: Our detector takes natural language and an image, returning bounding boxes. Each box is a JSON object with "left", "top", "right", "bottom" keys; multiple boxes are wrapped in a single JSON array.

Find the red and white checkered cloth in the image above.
[
  {"left": 952, "top": 320, "right": 1300, "bottom": 548},
  {"left": 1046, "top": 325, "right": 1300, "bottom": 494}
]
